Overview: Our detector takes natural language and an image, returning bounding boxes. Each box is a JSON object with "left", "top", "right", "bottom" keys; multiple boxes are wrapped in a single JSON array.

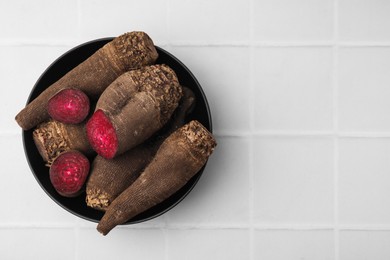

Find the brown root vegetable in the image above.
[
  {"left": 86, "top": 87, "right": 195, "bottom": 211},
  {"left": 50, "top": 150, "right": 90, "bottom": 197},
  {"left": 97, "top": 120, "right": 216, "bottom": 235},
  {"left": 86, "top": 64, "right": 182, "bottom": 159},
  {"left": 15, "top": 31, "right": 158, "bottom": 130},
  {"left": 48, "top": 88, "right": 90, "bottom": 124},
  {"left": 33, "top": 120, "right": 92, "bottom": 166}
]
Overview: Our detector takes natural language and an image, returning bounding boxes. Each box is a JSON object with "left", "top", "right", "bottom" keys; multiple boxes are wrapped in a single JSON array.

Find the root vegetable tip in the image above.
[
  {"left": 49, "top": 150, "right": 90, "bottom": 197},
  {"left": 86, "top": 109, "right": 118, "bottom": 159},
  {"left": 48, "top": 89, "right": 90, "bottom": 124}
]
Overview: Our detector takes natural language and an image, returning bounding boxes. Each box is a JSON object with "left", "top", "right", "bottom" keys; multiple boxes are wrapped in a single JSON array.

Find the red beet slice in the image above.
[
  {"left": 86, "top": 109, "right": 118, "bottom": 159},
  {"left": 50, "top": 150, "right": 90, "bottom": 197},
  {"left": 48, "top": 88, "right": 90, "bottom": 124}
]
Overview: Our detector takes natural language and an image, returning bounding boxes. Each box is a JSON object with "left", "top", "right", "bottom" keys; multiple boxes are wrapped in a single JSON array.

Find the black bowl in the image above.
[{"left": 23, "top": 38, "right": 212, "bottom": 224}]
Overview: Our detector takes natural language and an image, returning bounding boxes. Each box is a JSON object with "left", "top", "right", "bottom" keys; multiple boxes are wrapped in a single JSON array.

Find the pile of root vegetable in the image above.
[{"left": 15, "top": 31, "right": 216, "bottom": 236}]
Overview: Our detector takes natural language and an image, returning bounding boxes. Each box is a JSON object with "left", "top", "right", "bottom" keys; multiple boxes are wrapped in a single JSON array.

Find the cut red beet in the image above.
[
  {"left": 49, "top": 150, "right": 90, "bottom": 197},
  {"left": 48, "top": 88, "right": 90, "bottom": 124},
  {"left": 86, "top": 109, "right": 118, "bottom": 159}
]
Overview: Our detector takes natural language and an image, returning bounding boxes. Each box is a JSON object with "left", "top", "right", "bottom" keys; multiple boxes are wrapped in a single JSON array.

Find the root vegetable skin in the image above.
[
  {"left": 50, "top": 150, "right": 90, "bottom": 197},
  {"left": 33, "top": 120, "right": 92, "bottom": 166},
  {"left": 86, "top": 145, "right": 153, "bottom": 210},
  {"left": 86, "top": 64, "right": 182, "bottom": 159},
  {"left": 86, "top": 87, "right": 195, "bottom": 211},
  {"left": 97, "top": 120, "right": 216, "bottom": 235},
  {"left": 48, "top": 89, "right": 90, "bottom": 124},
  {"left": 15, "top": 31, "right": 158, "bottom": 130}
]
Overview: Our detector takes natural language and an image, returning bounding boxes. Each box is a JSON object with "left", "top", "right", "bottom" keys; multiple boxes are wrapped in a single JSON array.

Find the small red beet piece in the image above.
[
  {"left": 86, "top": 109, "right": 118, "bottom": 159},
  {"left": 48, "top": 88, "right": 90, "bottom": 124},
  {"left": 50, "top": 150, "right": 90, "bottom": 197}
]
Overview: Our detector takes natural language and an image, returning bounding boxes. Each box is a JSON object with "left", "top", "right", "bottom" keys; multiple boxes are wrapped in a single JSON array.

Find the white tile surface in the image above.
[
  {"left": 169, "top": 46, "right": 251, "bottom": 134},
  {"left": 253, "top": 0, "right": 333, "bottom": 42},
  {"left": 340, "top": 231, "right": 390, "bottom": 260},
  {"left": 80, "top": 0, "right": 168, "bottom": 43},
  {"left": 339, "top": 0, "right": 390, "bottom": 41},
  {"left": 0, "top": 228, "right": 75, "bottom": 260},
  {"left": 4, "top": 0, "right": 390, "bottom": 259},
  {"left": 253, "top": 47, "right": 333, "bottom": 131},
  {"left": 0, "top": 0, "right": 78, "bottom": 40},
  {"left": 166, "top": 229, "right": 250, "bottom": 260},
  {"left": 78, "top": 228, "right": 165, "bottom": 259},
  {"left": 338, "top": 47, "right": 390, "bottom": 131},
  {"left": 169, "top": 0, "right": 250, "bottom": 44},
  {"left": 339, "top": 138, "right": 390, "bottom": 224},
  {"left": 254, "top": 230, "right": 335, "bottom": 260},
  {"left": 253, "top": 137, "right": 334, "bottom": 224},
  {"left": 165, "top": 136, "right": 250, "bottom": 225}
]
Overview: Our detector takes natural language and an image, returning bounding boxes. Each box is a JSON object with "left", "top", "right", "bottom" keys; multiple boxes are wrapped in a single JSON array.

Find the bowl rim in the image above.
[{"left": 22, "top": 37, "right": 213, "bottom": 224}]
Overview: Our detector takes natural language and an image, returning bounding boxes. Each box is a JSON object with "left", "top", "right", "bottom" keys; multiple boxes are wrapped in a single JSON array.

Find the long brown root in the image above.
[
  {"left": 97, "top": 120, "right": 216, "bottom": 235},
  {"left": 15, "top": 31, "right": 158, "bottom": 130}
]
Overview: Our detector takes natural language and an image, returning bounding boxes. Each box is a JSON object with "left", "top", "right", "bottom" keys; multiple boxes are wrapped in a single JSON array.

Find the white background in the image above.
[{"left": 2, "top": 0, "right": 390, "bottom": 259}]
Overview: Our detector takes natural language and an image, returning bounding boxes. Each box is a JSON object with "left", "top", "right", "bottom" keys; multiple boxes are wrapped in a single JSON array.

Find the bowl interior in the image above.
[{"left": 23, "top": 38, "right": 212, "bottom": 224}]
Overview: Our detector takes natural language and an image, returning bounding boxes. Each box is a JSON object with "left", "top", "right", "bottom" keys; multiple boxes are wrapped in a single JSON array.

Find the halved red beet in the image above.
[
  {"left": 49, "top": 150, "right": 90, "bottom": 197},
  {"left": 86, "top": 109, "right": 118, "bottom": 159},
  {"left": 48, "top": 88, "right": 90, "bottom": 124}
]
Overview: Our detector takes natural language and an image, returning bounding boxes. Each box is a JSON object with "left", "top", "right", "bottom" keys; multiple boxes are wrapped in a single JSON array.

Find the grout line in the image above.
[
  {"left": 248, "top": 0, "right": 255, "bottom": 257},
  {"left": 0, "top": 39, "right": 80, "bottom": 47},
  {"left": 0, "top": 223, "right": 76, "bottom": 229},
  {"left": 333, "top": 0, "right": 340, "bottom": 258},
  {"left": 4, "top": 222, "right": 390, "bottom": 231},
  {"left": 254, "top": 224, "right": 335, "bottom": 230},
  {"left": 1, "top": 39, "right": 390, "bottom": 48}
]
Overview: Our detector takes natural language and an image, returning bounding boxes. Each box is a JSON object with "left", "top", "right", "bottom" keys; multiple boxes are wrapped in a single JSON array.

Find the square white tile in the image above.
[
  {"left": 0, "top": 0, "right": 78, "bottom": 40},
  {"left": 166, "top": 229, "right": 250, "bottom": 260},
  {"left": 169, "top": 0, "right": 250, "bottom": 44},
  {"left": 253, "top": 137, "right": 334, "bottom": 224},
  {"left": 0, "top": 228, "right": 75, "bottom": 260},
  {"left": 339, "top": 138, "right": 390, "bottom": 224},
  {"left": 254, "top": 230, "right": 335, "bottom": 260},
  {"left": 80, "top": 0, "right": 168, "bottom": 43},
  {"left": 339, "top": 0, "right": 390, "bottom": 41},
  {"left": 78, "top": 228, "right": 165, "bottom": 259},
  {"left": 253, "top": 47, "right": 333, "bottom": 131},
  {"left": 340, "top": 230, "right": 390, "bottom": 260},
  {"left": 338, "top": 47, "right": 390, "bottom": 132},
  {"left": 253, "top": 0, "right": 333, "bottom": 41}
]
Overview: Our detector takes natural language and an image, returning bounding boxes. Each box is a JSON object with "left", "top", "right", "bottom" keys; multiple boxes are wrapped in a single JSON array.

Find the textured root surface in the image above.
[
  {"left": 86, "top": 188, "right": 110, "bottom": 211},
  {"left": 33, "top": 121, "right": 70, "bottom": 166},
  {"left": 97, "top": 120, "right": 216, "bottom": 235},
  {"left": 15, "top": 31, "right": 158, "bottom": 130},
  {"left": 178, "top": 120, "right": 216, "bottom": 159}
]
